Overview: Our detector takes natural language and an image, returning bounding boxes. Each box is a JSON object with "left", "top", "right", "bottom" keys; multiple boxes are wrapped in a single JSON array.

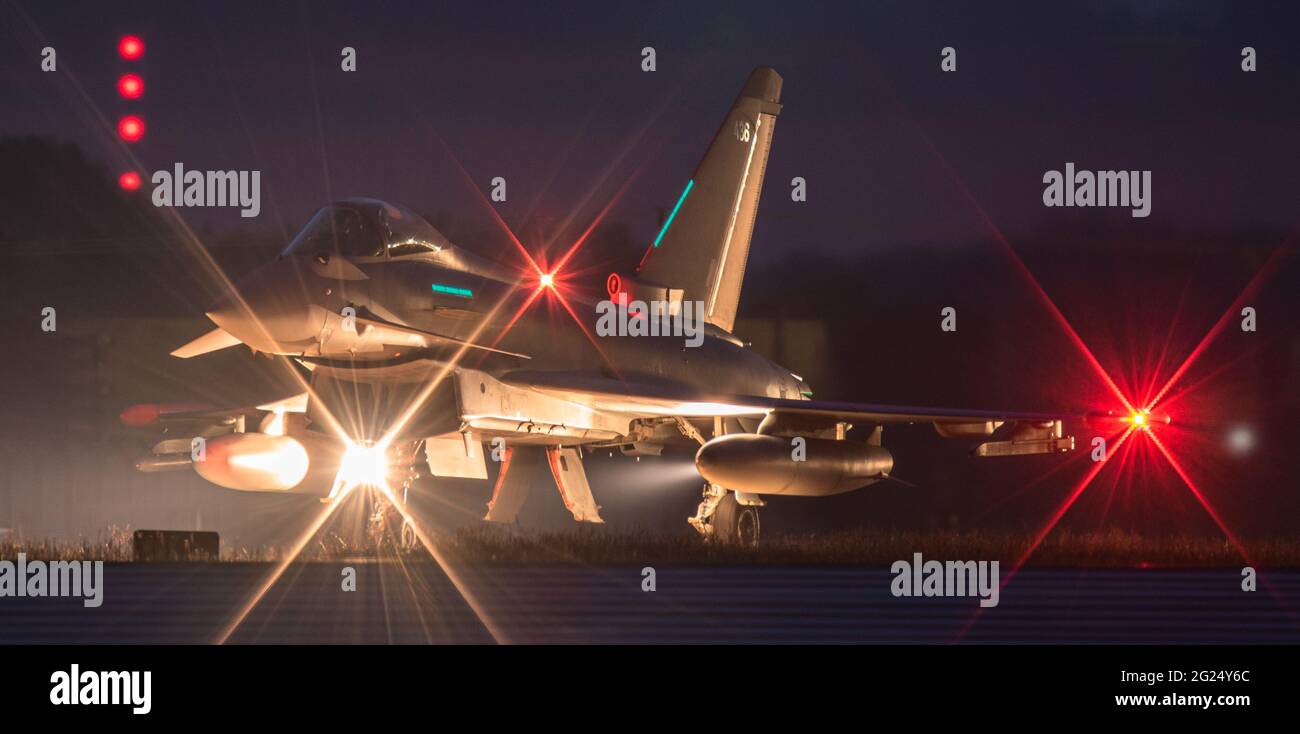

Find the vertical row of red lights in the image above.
[{"left": 116, "top": 35, "right": 146, "bottom": 190}]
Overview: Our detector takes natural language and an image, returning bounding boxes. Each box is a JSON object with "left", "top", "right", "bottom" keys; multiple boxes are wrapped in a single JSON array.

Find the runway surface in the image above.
[{"left": 1, "top": 563, "right": 1296, "bottom": 644}]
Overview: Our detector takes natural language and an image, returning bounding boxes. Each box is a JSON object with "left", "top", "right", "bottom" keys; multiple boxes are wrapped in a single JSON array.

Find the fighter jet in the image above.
[{"left": 123, "top": 67, "right": 1074, "bottom": 545}]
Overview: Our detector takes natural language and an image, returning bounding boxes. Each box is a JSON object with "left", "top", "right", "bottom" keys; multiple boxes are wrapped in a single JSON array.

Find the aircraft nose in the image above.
[{"left": 207, "top": 257, "right": 329, "bottom": 353}]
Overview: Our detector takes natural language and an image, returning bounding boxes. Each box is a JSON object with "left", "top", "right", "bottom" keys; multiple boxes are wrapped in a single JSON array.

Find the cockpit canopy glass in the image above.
[
  {"left": 382, "top": 202, "right": 452, "bottom": 257},
  {"left": 283, "top": 199, "right": 453, "bottom": 259}
]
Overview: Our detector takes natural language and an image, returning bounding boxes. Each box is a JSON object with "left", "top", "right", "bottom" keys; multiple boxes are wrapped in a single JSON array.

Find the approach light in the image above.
[
  {"left": 117, "top": 115, "right": 145, "bottom": 142},
  {"left": 118, "top": 35, "right": 144, "bottom": 60},
  {"left": 118, "top": 171, "right": 142, "bottom": 191},
  {"left": 117, "top": 73, "right": 144, "bottom": 99}
]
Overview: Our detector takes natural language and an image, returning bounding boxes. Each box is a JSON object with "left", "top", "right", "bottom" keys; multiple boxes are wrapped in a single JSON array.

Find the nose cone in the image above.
[{"left": 207, "top": 257, "right": 329, "bottom": 354}]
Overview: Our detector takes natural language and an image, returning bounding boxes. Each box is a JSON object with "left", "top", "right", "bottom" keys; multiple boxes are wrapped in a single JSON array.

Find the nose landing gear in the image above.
[
  {"left": 363, "top": 440, "right": 424, "bottom": 553},
  {"left": 366, "top": 494, "right": 421, "bottom": 553}
]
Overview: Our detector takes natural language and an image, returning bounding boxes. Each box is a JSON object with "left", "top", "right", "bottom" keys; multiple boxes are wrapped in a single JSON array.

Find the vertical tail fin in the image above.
[{"left": 635, "top": 67, "right": 782, "bottom": 333}]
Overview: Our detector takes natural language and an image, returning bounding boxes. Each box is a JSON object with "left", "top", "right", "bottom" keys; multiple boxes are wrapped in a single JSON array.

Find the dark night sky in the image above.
[
  {"left": 3, "top": 0, "right": 1299, "bottom": 257},
  {"left": 2, "top": 1, "right": 1298, "bottom": 541}
]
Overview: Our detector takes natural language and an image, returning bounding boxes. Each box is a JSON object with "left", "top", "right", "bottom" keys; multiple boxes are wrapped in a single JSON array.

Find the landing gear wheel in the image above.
[
  {"left": 366, "top": 496, "right": 406, "bottom": 554},
  {"left": 399, "top": 519, "right": 417, "bottom": 551},
  {"left": 713, "top": 492, "right": 760, "bottom": 547}
]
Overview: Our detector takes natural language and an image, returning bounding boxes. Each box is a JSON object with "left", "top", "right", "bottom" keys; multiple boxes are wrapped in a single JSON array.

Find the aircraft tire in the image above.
[{"left": 713, "top": 492, "right": 760, "bottom": 547}]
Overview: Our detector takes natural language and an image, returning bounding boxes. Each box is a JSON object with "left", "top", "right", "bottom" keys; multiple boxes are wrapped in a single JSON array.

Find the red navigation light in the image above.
[
  {"left": 118, "top": 35, "right": 144, "bottom": 60},
  {"left": 117, "top": 73, "right": 144, "bottom": 99},
  {"left": 1086, "top": 408, "right": 1169, "bottom": 431},
  {"left": 117, "top": 115, "right": 145, "bottom": 142},
  {"left": 118, "top": 171, "right": 142, "bottom": 191},
  {"left": 1114, "top": 408, "right": 1170, "bottom": 431}
]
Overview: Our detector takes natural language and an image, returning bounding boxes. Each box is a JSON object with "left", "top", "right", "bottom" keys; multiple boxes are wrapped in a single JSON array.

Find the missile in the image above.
[
  {"left": 136, "top": 456, "right": 192, "bottom": 473},
  {"left": 695, "top": 434, "right": 893, "bottom": 497},
  {"left": 119, "top": 403, "right": 213, "bottom": 427}
]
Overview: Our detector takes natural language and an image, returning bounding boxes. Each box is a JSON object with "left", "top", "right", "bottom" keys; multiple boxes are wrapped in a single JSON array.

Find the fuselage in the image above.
[{"left": 211, "top": 248, "right": 806, "bottom": 443}]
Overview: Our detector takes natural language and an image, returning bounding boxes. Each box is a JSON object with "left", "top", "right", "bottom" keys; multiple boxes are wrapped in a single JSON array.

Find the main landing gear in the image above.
[{"left": 689, "top": 483, "right": 762, "bottom": 547}]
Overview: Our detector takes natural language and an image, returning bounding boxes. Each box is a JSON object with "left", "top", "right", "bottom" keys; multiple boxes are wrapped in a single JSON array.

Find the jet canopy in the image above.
[{"left": 283, "top": 198, "right": 454, "bottom": 259}]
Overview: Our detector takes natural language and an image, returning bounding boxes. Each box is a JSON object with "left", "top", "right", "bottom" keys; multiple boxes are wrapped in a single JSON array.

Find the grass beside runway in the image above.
[{"left": 3, "top": 525, "right": 1296, "bottom": 567}]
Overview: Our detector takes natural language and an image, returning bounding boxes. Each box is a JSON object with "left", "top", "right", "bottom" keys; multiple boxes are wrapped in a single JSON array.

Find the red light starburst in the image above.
[
  {"left": 473, "top": 180, "right": 635, "bottom": 375},
  {"left": 919, "top": 132, "right": 1297, "bottom": 642}
]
